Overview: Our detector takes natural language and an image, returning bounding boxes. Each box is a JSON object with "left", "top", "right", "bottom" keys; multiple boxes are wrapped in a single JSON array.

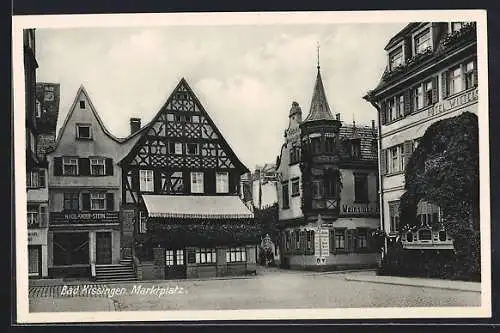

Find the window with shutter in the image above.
[
  {"left": 81, "top": 193, "right": 91, "bottom": 211},
  {"left": 78, "top": 158, "right": 90, "bottom": 176},
  {"left": 53, "top": 157, "right": 63, "bottom": 176},
  {"left": 105, "top": 158, "right": 114, "bottom": 175},
  {"left": 380, "top": 149, "right": 387, "bottom": 175},
  {"left": 106, "top": 193, "right": 114, "bottom": 211},
  {"left": 441, "top": 70, "right": 448, "bottom": 99},
  {"left": 380, "top": 102, "right": 386, "bottom": 125}
]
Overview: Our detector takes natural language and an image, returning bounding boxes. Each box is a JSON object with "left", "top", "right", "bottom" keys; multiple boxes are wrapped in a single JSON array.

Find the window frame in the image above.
[
  {"left": 413, "top": 28, "right": 432, "bottom": 55},
  {"left": 186, "top": 143, "right": 199, "bottom": 156},
  {"left": 62, "top": 157, "right": 79, "bottom": 176},
  {"left": 354, "top": 173, "right": 369, "bottom": 203},
  {"left": 190, "top": 171, "right": 204, "bottom": 194},
  {"left": 334, "top": 229, "right": 346, "bottom": 250},
  {"left": 139, "top": 211, "right": 148, "bottom": 234},
  {"left": 27, "top": 205, "right": 39, "bottom": 227},
  {"left": 226, "top": 247, "right": 247, "bottom": 263},
  {"left": 291, "top": 177, "right": 300, "bottom": 197},
  {"left": 195, "top": 248, "right": 217, "bottom": 264},
  {"left": 90, "top": 192, "right": 106, "bottom": 211},
  {"left": 389, "top": 200, "right": 400, "bottom": 233},
  {"left": 388, "top": 46, "right": 404, "bottom": 70},
  {"left": 90, "top": 157, "right": 106, "bottom": 176},
  {"left": 63, "top": 192, "right": 80, "bottom": 211},
  {"left": 215, "top": 171, "right": 229, "bottom": 193},
  {"left": 139, "top": 169, "right": 154, "bottom": 192},
  {"left": 27, "top": 170, "right": 39, "bottom": 188},
  {"left": 449, "top": 65, "right": 463, "bottom": 95},
  {"left": 76, "top": 124, "right": 92, "bottom": 140}
]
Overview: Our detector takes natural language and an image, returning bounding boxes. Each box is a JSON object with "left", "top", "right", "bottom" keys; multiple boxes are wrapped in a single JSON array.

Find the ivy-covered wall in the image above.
[{"left": 382, "top": 112, "right": 480, "bottom": 281}]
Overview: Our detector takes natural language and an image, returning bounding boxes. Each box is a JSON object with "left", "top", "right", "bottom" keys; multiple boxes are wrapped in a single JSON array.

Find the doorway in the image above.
[
  {"left": 96, "top": 232, "right": 112, "bottom": 265},
  {"left": 165, "top": 249, "right": 186, "bottom": 279}
]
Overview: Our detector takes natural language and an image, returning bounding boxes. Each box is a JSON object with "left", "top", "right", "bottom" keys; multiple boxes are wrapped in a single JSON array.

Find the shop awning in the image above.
[{"left": 142, "top": 195, "right": 254, "bottom": 219}]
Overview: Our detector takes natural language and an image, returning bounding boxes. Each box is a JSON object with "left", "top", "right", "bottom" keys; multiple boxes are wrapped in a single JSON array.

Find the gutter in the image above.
[{"left": 363, "top": 97, "right": 387, "bottom": 256}]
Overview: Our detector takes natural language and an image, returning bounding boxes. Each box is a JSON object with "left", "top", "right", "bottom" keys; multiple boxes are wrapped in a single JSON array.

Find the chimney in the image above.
[
  {"left": 335, "top": 113, "right": 341, "bottom": 121},
  {"left": 372, "top": 120, "right": 376, "bottom": 131},
  {"left": 130, "top": 118, "right": 141, "bottom": 134}
]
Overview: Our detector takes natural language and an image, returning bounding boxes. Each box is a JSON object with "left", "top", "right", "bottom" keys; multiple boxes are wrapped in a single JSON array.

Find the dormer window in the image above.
[
  {"left": 76, "top": 124, "right": 92, "bottom": 140},
  {"left": 351, "top": 139, "right": 361, "bottom": 159},
  {"left": 389, "top": 47, "right": 404, "bottom": 70},
  {"left": 414, "top": 28, "right": 431, "bottom": 55}
]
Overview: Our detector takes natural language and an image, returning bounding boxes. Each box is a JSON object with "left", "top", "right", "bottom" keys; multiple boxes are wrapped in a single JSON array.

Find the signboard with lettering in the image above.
[
  {"left": 28, "top": 229, "right": 47, "bottom": 245},
  {"left": 340, "top": 203, "right": 379, "bottom": 217},
  {"left": 315, "top": 228, "right": 329, "bottom": 265},
  {"left": 428, "top": 88, "right": 478, "bottom": 118},
  {"left": 50, "top": 211, "right": 120, "bottom": 226}
]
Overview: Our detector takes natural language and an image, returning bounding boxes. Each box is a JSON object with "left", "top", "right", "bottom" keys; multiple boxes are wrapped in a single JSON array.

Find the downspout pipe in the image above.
[{"left": 364, "top": 96, "right": 387, "bottom": 257}]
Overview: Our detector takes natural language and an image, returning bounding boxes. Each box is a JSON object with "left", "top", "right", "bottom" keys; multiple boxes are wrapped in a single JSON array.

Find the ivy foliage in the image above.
[
  {"left": 395, "top": 111, "right": 480, "bottom": 281},
  {"left": 253, "top": 203, "right": 280, "bottom": 242}
]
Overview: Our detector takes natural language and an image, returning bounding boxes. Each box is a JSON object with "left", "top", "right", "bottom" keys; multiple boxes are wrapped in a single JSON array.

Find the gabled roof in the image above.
[
  {"left": 303, "top": 67, "right": 335, "bottom": 123},
  {"left": 49, "top": 85, "right": 148, "bottom": 153},
  {"left": 118, "top": 77, "right": 249, "bottom": 174}
]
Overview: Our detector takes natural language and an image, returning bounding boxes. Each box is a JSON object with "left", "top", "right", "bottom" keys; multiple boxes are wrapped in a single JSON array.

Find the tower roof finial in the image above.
[{"left": 317, "top": 41, "right": 320, "bottom": 70}]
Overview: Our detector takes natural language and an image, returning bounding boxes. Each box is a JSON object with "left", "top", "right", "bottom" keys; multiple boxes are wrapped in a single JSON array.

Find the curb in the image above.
[{"left": 344, "top": 276, "right": 481, "bottom": 293}]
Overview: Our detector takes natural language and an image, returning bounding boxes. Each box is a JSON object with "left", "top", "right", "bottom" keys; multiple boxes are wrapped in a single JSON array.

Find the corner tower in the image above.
[{"left": 299, "top": 62, "right": 342, "bottom": 223}]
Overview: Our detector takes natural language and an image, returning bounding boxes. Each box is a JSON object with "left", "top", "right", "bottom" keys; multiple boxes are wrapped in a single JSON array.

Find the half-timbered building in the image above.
[
  {"left": 119, "top": 78, "right": 257, "bottom": 280},
  {"left": 276, "top": 62, "right": 380, "bottom": 271}
]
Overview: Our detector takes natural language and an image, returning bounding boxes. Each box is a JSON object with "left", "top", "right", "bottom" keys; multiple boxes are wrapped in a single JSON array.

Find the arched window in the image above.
[{"left": 406, "top": 232, "right": 413, "bottom": 242}]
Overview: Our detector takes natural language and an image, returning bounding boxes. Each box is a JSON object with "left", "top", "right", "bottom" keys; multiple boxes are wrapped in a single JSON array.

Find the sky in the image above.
[{"left": 35, "top": 23, "right": 405, "bottom": 170}]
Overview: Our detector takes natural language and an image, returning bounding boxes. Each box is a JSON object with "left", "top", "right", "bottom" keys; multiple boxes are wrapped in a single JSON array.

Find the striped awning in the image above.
[{"left": 142, "top": 195, "right": 254, "bottom": 219}]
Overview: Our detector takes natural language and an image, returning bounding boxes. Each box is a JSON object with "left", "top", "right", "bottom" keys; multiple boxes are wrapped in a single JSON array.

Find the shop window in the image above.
[
  {"left": 226, "top": 247, "right": 246, "bottom": 263},
  {"left": 90, "top": 158, "right": 106, "bottom": 176},
  {"left": 62, "top": 157, "right": 79, "bottom": 176},
  {"left": 216, "top": 172, "right": 229, "bottom": 193},
  {"left": 190, "top": 172, "right": 204, "bottom": 194},
  {"left": 357, "top": 228, "right": 368, "bottom": 249},
  {"left": 176, "top": 250, "right": 184, "bottom": 265},
  {"left": 195, "top": 248, "right": 216, "bottom": 264},
  {"left": 165, "top": 250, "right": 174, "bottom": 266},
  {"left": 334, "top": 229, "right": 346, "bottom": 250},
  {"left": 53, "top": 232, "right": 89, "bottom": 265}
]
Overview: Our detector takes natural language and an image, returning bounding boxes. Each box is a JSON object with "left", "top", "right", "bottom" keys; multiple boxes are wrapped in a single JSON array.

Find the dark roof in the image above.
[
  {"left": 303, "top": 67, "right": 334, "bottom": 123},
  {"left": 384, "top": 23, "right": 421, "bottom": 50},
  {"left": 339, "top": 123, "right": 378, "bottom": 161}
]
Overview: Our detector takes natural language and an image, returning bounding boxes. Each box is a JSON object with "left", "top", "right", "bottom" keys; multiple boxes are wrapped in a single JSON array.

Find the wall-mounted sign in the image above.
[
  {"left": 315, "top": 228, "right": 329, "bottom": 265},
  {"left": 428, "top": 88, "right": 478, "bottom": 118},
  {"left": 340, "top": 203, "right": 379, "bottom": 216},
  {"left": 28, "top": 229, "right": 47, "bottom": 245},
  {"left": 50, "top": 211, "right": 120, "bottom": 226}
]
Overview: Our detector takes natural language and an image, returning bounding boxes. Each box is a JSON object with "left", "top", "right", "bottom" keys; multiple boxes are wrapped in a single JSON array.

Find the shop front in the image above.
[
  {"left": 48, "top": 211, "right": 121, "bottom": 278},
  {"left": 28, "top": 229, "right": 48, "bottom": 278},
  {"left": 139, "top": 195, "right": 258, "bottom": 280}
]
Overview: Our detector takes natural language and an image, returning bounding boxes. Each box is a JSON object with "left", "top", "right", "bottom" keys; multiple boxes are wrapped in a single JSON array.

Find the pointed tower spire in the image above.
[{"left": 303, "top": 44, "right": 335, "bottom": 123}]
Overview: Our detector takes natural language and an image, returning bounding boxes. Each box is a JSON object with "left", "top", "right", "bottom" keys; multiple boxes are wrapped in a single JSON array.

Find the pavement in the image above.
[
  {"left": 27, "top": 267, "right": 482, "bottom": 312},
  {"left": 344, "top": 273, "right": 481, "bottom": 292}
]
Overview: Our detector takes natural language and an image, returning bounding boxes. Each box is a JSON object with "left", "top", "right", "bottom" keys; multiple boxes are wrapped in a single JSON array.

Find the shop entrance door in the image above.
[
  {"left": 165, "top": 249, "right": 187, "bottom": 279},
  {"left": 96, "top": 232, "right": 112, "bottom": 264}
]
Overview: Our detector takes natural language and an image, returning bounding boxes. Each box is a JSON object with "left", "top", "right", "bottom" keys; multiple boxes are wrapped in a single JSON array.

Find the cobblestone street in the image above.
[{"left": 29, "top": 268, "right": 481, "bottom": 312}]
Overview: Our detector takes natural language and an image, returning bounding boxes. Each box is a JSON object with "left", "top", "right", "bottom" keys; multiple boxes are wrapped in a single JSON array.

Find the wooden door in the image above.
[
  {"left": 165, "top": 249, "right": 186, "bottom": 279},
  {"left": 96, "top": 232, "right": 112, "bottom": 264}
]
